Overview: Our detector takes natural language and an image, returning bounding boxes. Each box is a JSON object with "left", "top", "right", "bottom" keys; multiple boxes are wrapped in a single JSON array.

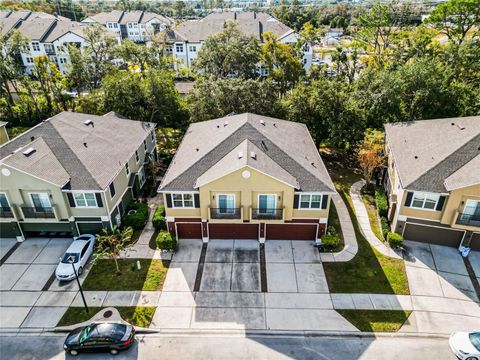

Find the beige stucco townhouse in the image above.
[
  {"left": 381, "top": 116, "right": 480, "bottom": 250},
  {"left": 0, "top": 112, "right": 157, "bottom": 240},
  {"left": 158, "top": 113, "right": 336, "bottom": 243}
]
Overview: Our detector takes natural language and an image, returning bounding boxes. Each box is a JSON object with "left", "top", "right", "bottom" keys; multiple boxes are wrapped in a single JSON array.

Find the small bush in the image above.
[
  {"left": 375, "top": 188, "right": 388, "bottom": 218},
  {"left": 156, "top": 231, "right": 177, "bottom": 251},
  {"left": 380, "top": 216, "right": 389, "bottom": 239},
  {"left": 152, "top": 205, "right": 166, "bottom": 230},
  {"left": 123, "top": 202, "right": 149, "bottom": 230},
  {"left": 322, "top": 234, "right": 340, "bottom": 248},
  {"left": 387, "top": 232, "right": 404, "bottom": 248},
  {"left": 327, "top": 225, "right": 338, "bottom": 236}
]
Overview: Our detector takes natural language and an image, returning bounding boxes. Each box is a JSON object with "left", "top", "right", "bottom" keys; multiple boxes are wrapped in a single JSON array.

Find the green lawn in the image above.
[
  {"left": 337, "top": 310, "right": 412, "bottom": 332},
  {"left": 323, "top": 155, "right": 409, "bottom": 295},
  {"left": 361, "top": 191, "right": 383, "bottom": 241},
  {"left": 58, "top": 307, "right": 156, "bottom": 328},
  {"left": 82, "top": 259, "right": 169, "bottom": 291},
  {"left": 327, "top": 201, "right": 345, "bottom": 252}
]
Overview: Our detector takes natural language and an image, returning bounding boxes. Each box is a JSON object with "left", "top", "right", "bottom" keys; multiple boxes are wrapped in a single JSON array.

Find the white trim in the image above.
[
  {"left": 172, "top": 192, "right": 196, "bottom": 209},
  {"left": 257, "top": 194, "right": 277, "bottom": 214},
  {"left": 72, "top": 192, "right": 98, "bottom": 208},
  {"left": 409, "top": 191, "right": 442, "bottom": 211}
]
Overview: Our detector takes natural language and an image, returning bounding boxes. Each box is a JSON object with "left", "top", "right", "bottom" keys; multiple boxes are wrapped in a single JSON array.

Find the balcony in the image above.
[
  {"left": 251, "top": 208, "right": 284, "bottom": 220},
  {"left": 0, "top": 208, "right": 14, "bottom": 218},
  {"left": 210, "top": 207, "right": 242, "bottom": 220},
  {"left": 21, "top": 207, "right": 55, "bottom": 219},
  {"left": 456, "top": 213, "right": 480, "bottom": 227}
]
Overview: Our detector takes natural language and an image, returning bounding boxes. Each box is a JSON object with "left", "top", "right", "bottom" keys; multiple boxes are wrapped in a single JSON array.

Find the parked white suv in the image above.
[
  {"left": 55, "top": 235, "right": 95, "bottom": 281},
  {"left": 450, "top": 332, "right": 480, "bottom": 360}
]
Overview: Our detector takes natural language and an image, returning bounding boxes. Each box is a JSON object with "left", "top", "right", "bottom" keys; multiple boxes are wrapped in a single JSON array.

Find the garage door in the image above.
[
  {"left": 208, "top": 224, "right": 259, "bottom": 240},
  {"left": 77, "top": 222, "right": 105, "bottom": 235},
  {"left": 21, "top": 223, "right": 73, "bottom": 238},
  {"left": 469, "top": 232, "right": 480, "bottom": 251},
  {"left": 176, "top": 223, "right": 202, "bottom": 239},
  {"left": 403, "top": 223, "right": 464, "bottom": 247},
  {"left": 0, "top": 222, "right": 19, "bottom": 239},
  {"left": 266, "top": 224, "right": 317, "bottom": 240}
]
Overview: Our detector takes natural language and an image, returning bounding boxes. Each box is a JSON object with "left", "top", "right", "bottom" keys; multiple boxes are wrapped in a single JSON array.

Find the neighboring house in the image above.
[
  {"left": 82, "top": 10, "right": 173, "bottom": 43},
  {"left": 0, "top": 112, "right": 157, "bottom": 240},
  {"left": 382, "top": 116, "right": 480, "bottom": 250},
  {"left": 0, "top": 10, "right": 120, "bottom": 75},
  {"left": 322, "top": 28, "right": 343, "bottom": 47},
  {"left": 161, "top": 11, "right": 312, "bottom": 72},
  {"left": 158, "top": 113, "right": 335, "bottom": 243},
  {"left": 0, "top": 122, "right": 9, "bottom": 145}
]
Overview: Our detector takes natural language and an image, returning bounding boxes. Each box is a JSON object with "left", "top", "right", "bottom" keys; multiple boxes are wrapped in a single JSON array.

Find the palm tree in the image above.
[{"left": 95, "top": 226, "right": 133, "bottom": 274}]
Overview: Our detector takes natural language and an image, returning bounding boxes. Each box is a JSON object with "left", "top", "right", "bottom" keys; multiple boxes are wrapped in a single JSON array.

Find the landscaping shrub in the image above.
[
  {"left": 156, "top": 231, "right": 177, "bottom": 251},
  {"left": 387, "top": 232, "right": 404, "bottom": 248},
  {"left": 375, "top": 188, "right": 388, "bottom": 218},
  {"left": 380, "top": 216, "right": 389, "bottom": 239},
  {"left": 152, "top": 205, "right": 166, "bottom": 230},
  {"left": 322, "top": 234, "right": 340, "bottom": 248},
  {"left": 327, "top": 225, "right": 338, "bottom": 236},
  {"left": 123, "top": 202, "right": 149, "bottom": 230}
]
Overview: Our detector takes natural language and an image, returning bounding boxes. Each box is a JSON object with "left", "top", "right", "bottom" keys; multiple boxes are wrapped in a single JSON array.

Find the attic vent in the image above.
[
  {"left": 238, "top": 151, "right": 243, "bottom": 159},
  {"left": 196, "top": 148, "right": 199, "bottom": 152},
  {"left": 414, "top": 155, "right": 418, "bottom": 159},
  {"left": 30, "top": 136, "right": 35, "bottom": 142},
  {"left": 260, "top": 120, "right": 265, "bottom": 126},
  {"left": 23, "top": 147, "right": 36, "bottom": 156},
  {"left": 84, "top": 119, "right": 94, "bottom": 126},
  {"left": 457, "top": 123, "right": 465, "bottom": 130},
  {"left": 273, "top": 123, "right": 277, "bottom": 128},
  {"left": 250, "top": 151, "right": 256, "bottom": 160},
  {"left": 224, "top": 121, "right": 229, "bottom": 127}
]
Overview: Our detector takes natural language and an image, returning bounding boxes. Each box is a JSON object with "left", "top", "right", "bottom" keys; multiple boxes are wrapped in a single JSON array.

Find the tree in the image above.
[
  {"left": 356, "top": 129, "right": 385, "bottom": 188},
  {"left": 427, "top": 0, "right": 480, "bottom": 45},
  {"left": 115, "top": 39, "right": 171, "bottom": 72},
  {"left": 33, "top": 55, "right": 69, "bottom": 113},
  {"left": 331, "top": 46, "right": 361, "bottom": 84},
  {"left": 188, "top": 77, "right": 280, "bottom": 122},
  {"left": 193, "top": 21, "right": 261, "bottom": 79},
  {"left": 95, "top": 226, "right": 133, "bottom": 274},
  {"left": 261, "top": 32, "right": 305, "bottom": 94}
]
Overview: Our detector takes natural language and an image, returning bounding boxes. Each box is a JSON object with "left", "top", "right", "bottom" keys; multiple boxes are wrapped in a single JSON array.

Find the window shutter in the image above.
[
  {"left": 194, "top": 193, "right": 200, "bottom": 208},
  {"left": 67, "top": 193, "right": 75, "bottom": 207},
  {"left": 321, "top": 195, "right": 328, "bottom": 209},
  {"left": 166, "top": 193, "right": 172, "bottom": 208},
  {"left": 95, "top": 193, "right": 103, "bottom": 207},
  {"left": 404, "top": 192, "right": 413, "bottom": 207},
  {"left": 293, "top": 194, "right": 299, "bottom": 209},
  {"left": 436, "top": 196, "right": 446, "bottom": 211}
]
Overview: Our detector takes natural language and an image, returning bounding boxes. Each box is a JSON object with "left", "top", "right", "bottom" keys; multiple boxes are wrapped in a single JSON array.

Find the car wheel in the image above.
[
  {"left": 69, "top": 349, "right": 79, "bottom": 356},
  {"left": 77, "top": 267, "right": 83, "bottom": 275},
  {"left": 110, "top": 349, "right": 119, "bottom": 355},
  {"left": 465, "top": 357, "right": 478, "bottom": 360}
]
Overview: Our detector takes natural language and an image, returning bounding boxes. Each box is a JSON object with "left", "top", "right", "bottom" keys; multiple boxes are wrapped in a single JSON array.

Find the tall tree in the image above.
[
  {"left": 356, "top": 129, "right": 386, "bottom": 188},
  {"left": 193, "top": 21, "right": 261, "bottom": 79},
  {"left": 33, "top": 56, "right": 69, "bottom": 113}
]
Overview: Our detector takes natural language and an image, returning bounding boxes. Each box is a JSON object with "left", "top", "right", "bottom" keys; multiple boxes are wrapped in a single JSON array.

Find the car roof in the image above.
[{"left": 66, "top": 239, "right": 90, "bottom": 252}]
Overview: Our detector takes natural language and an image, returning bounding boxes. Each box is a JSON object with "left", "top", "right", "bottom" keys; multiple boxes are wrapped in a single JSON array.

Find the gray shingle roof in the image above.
[
  {"left": 385, "top": 116, "right": 480, "bottom": 193},
  {"left": 173, "top": 11, "right": 292, "bottom": 43},
  {"left": 0, "top": 112, "right": 155, "bottom": 190},
  {"left": 159, "top": 113, "right": 335, "bottom": 193}
]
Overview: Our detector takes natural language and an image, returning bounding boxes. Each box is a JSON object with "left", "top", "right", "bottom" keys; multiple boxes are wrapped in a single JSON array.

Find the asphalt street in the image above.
[{"left": 0, "top": 333, "right": 455, "bottom": 360}]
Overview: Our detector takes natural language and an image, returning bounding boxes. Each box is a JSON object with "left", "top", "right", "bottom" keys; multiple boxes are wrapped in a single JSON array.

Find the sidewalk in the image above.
[{"left": 350, "top": 180, "right": 402, "bottom": 259}]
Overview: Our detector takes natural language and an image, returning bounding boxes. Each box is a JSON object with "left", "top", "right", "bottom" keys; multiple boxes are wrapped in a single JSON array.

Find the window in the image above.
[
  {"left": 217, "top": 194, "right": 235, "bottom": 214},
  {"left": 30, "top": 193, "right": 51, "bottom": 210},
  {"left": 172, "top": 193, "right": 194, "bottom": 208},
  {"left": 44, "top": 44, "right": 54, "bottom": 53},
  {"left": 411, "top": 192, "right": 440, "bottom": 210},
  {"left": 461, "top": 200, "right": 480, "bottom": 221},
  {"left": 125, "top": 162, "right": 130, "bottom": 176},
  {"left": 57, "top": 44, "right": 64, "bottom": 52},
  {"left": 26, "top": 57, "right": 33, "bottom": 64},
  {"left": 135, "top": 150, "right": 140, "bottom": 163},
  {"left": 128, "top": 23, "right": 132, "bottom": 28},
  {"left": 0, "top": 193, "right": 10, "bottom": 210},
  {"left": 109, "top": 182, "right": 116, "bottom": 198},
  {"left": 108, "top": 23, "right": 113, "bottom": 28},
  {"left": 189, "top": 45, "right": 196, "bottom": 52},
  {"left": 258, "top": 194, "right": 276, "bottom": 214},
  {"left": 299, "top": 194, "right": 322, "bottom": 209},
  {"left": 32, "top": 42, "right": 40, "bottom": 51},
  {"left": 138, "top": 167, "right": 146, "bottom": 187},
  {"left": 151, "top": 131, "right": 154, "bottom": 141},
  {"left": 175, "top": 44, "right": 184, "bottom": 53},
  {"left": 143, "top": 140, "right": 147, "bottom": 152},
  {"left": 74, "top": 193, "right": 97, "bottom": 207},
  {"left": 114, "top": 23, "right": 118, "bottom": 28},
  {"left": 59, "top": 58, "right": 67, "bottom": 64},
  {"left": 166, "top": 45, "right": 173, "bottom": 54},
  {"left": 80, "top": 242, "right": 90, "bottom": 258}
]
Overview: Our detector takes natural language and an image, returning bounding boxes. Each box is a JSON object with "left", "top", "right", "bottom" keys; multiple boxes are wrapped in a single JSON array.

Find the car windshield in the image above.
[
  {"left": 61, "top": 253, "right": 79, "bottom": 264},
  {"left": 79, "top": 324, "right": 94, "bottom": 342},
  {"left": 469, "top": 332, "right": 480, "bottom": 351}
]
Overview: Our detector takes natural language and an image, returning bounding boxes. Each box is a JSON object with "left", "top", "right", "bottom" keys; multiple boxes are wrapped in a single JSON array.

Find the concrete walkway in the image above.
[
  {"left": 320, "top": 194, "right": 358, "bottom": 262},
  {"left": 350, "top": 180, "right": 402, "bottom": 259}
]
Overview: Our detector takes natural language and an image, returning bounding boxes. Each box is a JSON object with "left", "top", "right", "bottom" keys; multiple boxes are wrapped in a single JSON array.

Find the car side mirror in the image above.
[{"left": 59, "top": 257, "right": 62, "bottom": 262}]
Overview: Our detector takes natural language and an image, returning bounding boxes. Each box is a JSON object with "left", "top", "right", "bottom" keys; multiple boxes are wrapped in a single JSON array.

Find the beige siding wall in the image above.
[
  {"left": 0, "top": 127, "right": 9, "bottom": 145},
  {"left": 163, "top": 193, "right": 201, "bottom": 218},
  {"left": 292, "top": 205, "right": 329, "bottom": 219}
]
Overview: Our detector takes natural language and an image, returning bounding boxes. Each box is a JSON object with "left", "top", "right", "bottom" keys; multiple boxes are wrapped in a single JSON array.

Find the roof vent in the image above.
[
  {"left": 84, "top": 119, "right": 94, "bottom": 126},
  {"left": 23, "top": 147, "right": 36, "bottom": 156},
  {"left": 457, "top": 123, "right": 465, "bottom": 130},
  {"left": 414, "top": 155, "right": 418, "bottom": 159},
  {"left": 260, "top": 120, "right": 265, "bottom": 126},
  {"left": 238, "top": 151, "right": 243, "bottom": 159},
  {"left": 83, "top": 142, "right": 88, "bottom": 147},
  {"left": 30, "top": 136, "right": 35, "bottom": 142},
  {"left": 250, "top": 151, "right": 256, "bottom": 160},
  {"left": 196, "top": 148, "right": 199, "bottom": 152},
  {"left": 217, "top": 125, "right": 220, "bottom": 128},
  {"left": 451, "top": 122, "right": 455, "bottom": 126},
  {"left": 224, "top": 121, "right": 229, "bottom": 127},
  {"left": 273, "top": 123, "right": 277, "bottom": 127},
  {"left": 311, "top": 162, "right": 316, "bottom": 167}
]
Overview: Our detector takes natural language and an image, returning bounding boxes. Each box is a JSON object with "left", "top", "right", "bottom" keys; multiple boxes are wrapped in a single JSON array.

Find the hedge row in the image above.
[
  {"left": 152, "top": 205, "right": 166, "bottom": 230},
  {"left": 156, "top": 231, "right": 176, "bottom": 251}
]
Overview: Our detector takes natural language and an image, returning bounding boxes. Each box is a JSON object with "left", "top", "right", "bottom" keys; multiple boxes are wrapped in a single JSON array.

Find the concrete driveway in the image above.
[
  {"left": 153, "top": 239, "right": 355, "bottom": 332},
  {"left": 403, "top": 241, "right": 478, "bottom": 301}
]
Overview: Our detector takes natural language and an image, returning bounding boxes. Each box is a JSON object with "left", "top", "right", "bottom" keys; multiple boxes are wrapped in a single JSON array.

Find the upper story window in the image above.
[
  {"left": 299, "top": 194, "right": 322, "bottom": 209},
  {"left": 172, "top": 193, "right": 194, "bottom": 208},
  {"left": 26, "top": 57, "right": 34, "bottom": 64},
  {"left": 189, "top": 45, "right": 196, "bottom": 52},
  {"left": 0, "top": 192, "right": 11, "bottom": 210},
  {"left": 114, "top": 23, "right": 118, "bottom": 28},
  {"left": 175, "top": 44, "right": 184, "bottom": 53},
  {"left": 125, "top": 162, "right": 130, "bottom": 176},
  {"left": 410, "top": 192, "right": 440, "bottom": 210},
  {"left": 135, "top": 150, "right": 140, "bottom": 163},
  {"left": 109, "top": 182, "right": 116, "bottom": 198},
  {"left": 60, "top": 58, "right": 67, "bottom": 64},
  {"left": 74, "top": 193, "right": 97, "bottom": 207},
  {"left": 143, "top": 140, "right": 147, "bottom": 152},
  {"left": 30, "top": 193, "right": 51, "bottom": 210},
  {"left": 128, "top": 23, "right": 133, "bottom": 28},
  {"left": 166, "top": 45, "right": 173, "bottom": 54},
  {"left": 151, "top": 130, "right": 155, "bottom": 141},
  {"left": 32, "top": 42, "right": 40, "bottom": 51},
  {"left": 108, "top": 23, "right": 113, "bottom": 28}
]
